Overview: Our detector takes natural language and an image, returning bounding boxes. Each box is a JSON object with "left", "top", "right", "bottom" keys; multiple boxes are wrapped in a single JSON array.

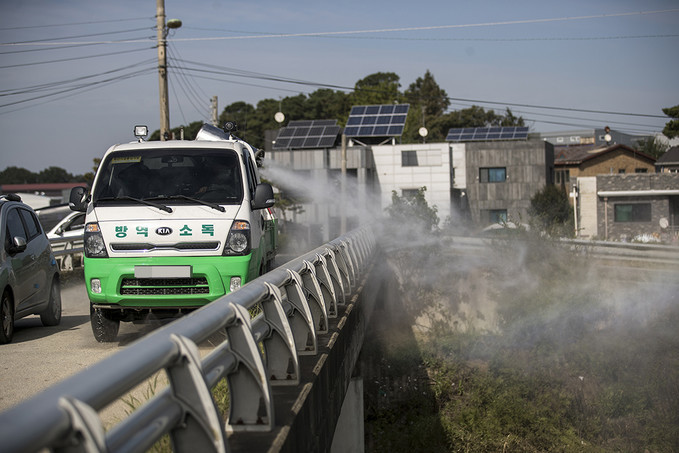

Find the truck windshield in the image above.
[{"left": 92, "top": 149, "right": 243, "bottom": 205}]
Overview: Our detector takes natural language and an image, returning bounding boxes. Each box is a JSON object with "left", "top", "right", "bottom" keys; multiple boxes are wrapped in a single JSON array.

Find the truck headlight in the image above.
[
  {"left": 84, "top": 223, "right": 108, "bottom": 258},
  {"left": 223, "top": 220, "right": 250, "bottom": 256}
]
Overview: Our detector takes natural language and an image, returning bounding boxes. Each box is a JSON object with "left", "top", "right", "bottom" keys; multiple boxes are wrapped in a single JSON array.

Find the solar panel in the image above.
[
  {"left": 273, "top": 120, "right": 341, "bottom": 150},
  {"left": 446, "top": 126, "right": 529, "bottom": 142},
  {"left": 344, "top": 104, "right": 410, "bottom": 137}
]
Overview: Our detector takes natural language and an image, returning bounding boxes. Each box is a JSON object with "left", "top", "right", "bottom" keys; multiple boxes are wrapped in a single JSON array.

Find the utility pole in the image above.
[
  {"left": 211, "top": 96, "right": 219, "bottom": 126},
  {"left": 156, "top": 0, "right": 181, "bottom": 140},
  {"left": 156, "top": 0, "right": 169, "bottom": 140}
]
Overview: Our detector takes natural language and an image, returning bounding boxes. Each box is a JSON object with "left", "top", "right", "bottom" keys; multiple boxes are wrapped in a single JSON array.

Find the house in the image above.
[
  {"left": 655, "top": 146, "right": 679, "bottom": 173},
  {"left": 554, "top": 144, "right": 656, "bottom": 189},
  {"left": 464, "top": 140, "right": 553, "bottom": 226},
  {"left": 574, "top": 173, "right": 679, "bottom": 242}
]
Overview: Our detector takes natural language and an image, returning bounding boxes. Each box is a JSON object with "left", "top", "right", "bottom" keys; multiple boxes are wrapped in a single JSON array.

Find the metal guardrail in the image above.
[
  {"left": 49, "top": 235, "right": 84, "bottom": 272},
  {"left": 441, "top": 235, "right": 679, "bottom": 266},
  {"left": 0, "top": 226, "right": 376, "bottom": 453}
]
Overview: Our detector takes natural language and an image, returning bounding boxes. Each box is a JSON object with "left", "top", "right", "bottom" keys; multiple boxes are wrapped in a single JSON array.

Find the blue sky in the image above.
[{"left": 1, "top": 0, "right": 677, "bottom": 175}]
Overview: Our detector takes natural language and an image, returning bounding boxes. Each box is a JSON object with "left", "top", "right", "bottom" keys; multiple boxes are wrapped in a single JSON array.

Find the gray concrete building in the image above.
[
  {"left": 464, "top": 140, "right": 554, "bottom": 225},
  {"left": 575, "top": 173, "right": 679, "bottom": 242}
]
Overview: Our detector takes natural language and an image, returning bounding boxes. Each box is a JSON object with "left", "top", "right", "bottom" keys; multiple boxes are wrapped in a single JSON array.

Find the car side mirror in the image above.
[
  {"left": 8, "top": 236, "right": 27, "bottom": 255},
  {"left": 252, "top": 183, "right": 275, "bottom": 210},
  {"left": 69, "top": 186, "right": 88, "bottom": 212}
]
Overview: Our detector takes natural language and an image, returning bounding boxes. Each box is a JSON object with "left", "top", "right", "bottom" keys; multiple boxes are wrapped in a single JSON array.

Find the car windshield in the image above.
[{"left": 92, "top": 148, "right": 243, "bottom": 205}]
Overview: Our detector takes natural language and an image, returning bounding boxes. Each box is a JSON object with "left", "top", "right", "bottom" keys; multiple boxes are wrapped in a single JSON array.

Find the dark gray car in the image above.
[{"left": 1, "top": 194, "right": 61, "bottom": 344}]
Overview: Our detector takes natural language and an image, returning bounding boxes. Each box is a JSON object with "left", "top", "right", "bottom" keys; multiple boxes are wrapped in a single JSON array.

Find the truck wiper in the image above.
[
  {"left": 96, "top": 196, "right": 173, "bottom": 213},
  {"left": 146, "top": 195, "right": 225, "bottom": 212}
]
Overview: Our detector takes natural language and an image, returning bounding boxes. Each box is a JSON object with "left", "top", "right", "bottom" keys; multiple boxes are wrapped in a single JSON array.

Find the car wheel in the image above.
[
  {"left": 40, "top": 278, "right": 62, "bottom": 326},
  {"left": 1, "top": 291, "right": 14, "bottom": 344},
  {"left": 90, "top": 305, "right": 120, "bottom": 343}
]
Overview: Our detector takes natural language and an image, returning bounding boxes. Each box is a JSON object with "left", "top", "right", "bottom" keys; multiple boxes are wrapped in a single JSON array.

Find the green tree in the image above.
[
  {"left": 0, "top": 166, "right": 37, "bottom": 184},
  {"left": 402, "top": 70, "right": 450, "bottom": 142},
  {"left": 634, "top": 135, "right": 669, "bottom": 159},
  {"left": 306, "top": 89, "right": 351, "bottom": 125},
  {"left": 150, "top": 120, "right": 203, "bottom": 141},
  {"left": 385, "top": 187, "right": 439, "bottom": 233},
  {"left": 528, "top": 185, "right": 573, "bottom": 238},
  {"left": 37, "top": 166, "right": 75, "bottom": 183},
  {"left": 350, "top": 72, "right": 402, "bottom": 106},
  {"left": 662, "top": 104, "right": 679, "bottom": 139},
  {"left": 404, "top": 70, "right": 449, "bottom": 117}
]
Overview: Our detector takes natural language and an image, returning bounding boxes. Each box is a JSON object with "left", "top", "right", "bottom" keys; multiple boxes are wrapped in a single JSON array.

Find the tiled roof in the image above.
[
  {"left": 554, "top": 143, "right": 655, "bottom": 166},
  {"left": 656, "top": 146, "right": 679, "bottom": 165}
]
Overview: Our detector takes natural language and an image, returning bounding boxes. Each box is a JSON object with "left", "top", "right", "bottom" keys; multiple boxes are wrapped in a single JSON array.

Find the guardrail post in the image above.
[
  {"left": 224, "top": 303, "right": 273, "bottom": 432},
  {"left": 261, "top": 283, "right": 299, "bottom": 385},
  {"left": 333, "top": 240, "right": 354, "bottom": 294},
  {"left": 300, "top": 260, "right": 329, "bottom": 333},
  {"left": 284, "top": 269, "right": 317, "bottom": 355},
  {"left": 55, "top": 397, "right": 106, "bottom": 453},
  {"left": 166, "top": 334, "right": 227, "bottom": 453},
  {"left": 313, "top": 253, "right": 338, "bottom": 317},
  {"left": 323, "top": 247, "right": 347, "bottom": 305}
]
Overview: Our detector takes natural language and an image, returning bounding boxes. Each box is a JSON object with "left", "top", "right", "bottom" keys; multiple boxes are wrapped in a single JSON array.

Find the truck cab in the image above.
[{"left": 70, "top": 123, "right": 277, "bottom": 342}]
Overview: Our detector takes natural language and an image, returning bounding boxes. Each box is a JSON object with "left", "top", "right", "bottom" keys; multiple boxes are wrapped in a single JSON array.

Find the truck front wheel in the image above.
[{"left": 90, "top": 305, "right": 120, "bottom": 343}]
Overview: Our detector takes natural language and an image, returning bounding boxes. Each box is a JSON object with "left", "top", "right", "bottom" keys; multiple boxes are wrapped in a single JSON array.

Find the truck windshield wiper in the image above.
[
  {"left": 146, "top": 195, "right": 225, "bottom": 212},
  {"left": 96, "top": 196, "right": 173, "bottom": 213}
]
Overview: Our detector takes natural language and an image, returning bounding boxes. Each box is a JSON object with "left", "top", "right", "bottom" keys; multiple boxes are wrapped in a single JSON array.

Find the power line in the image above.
[
  {"left": 170, "top": 9, "right": 679, "bottom": 42},
  {"left": 184, "top": 26, "right": 679, "bottom": 43},
  {"left": 0, "top": 58, "right": 157, "bottom": 96},
  {"left": 0, "top": 68, "right": 154, "bottom": 116},
  {"left": 0, "top": 46, "right": 154, "bottom": 69},
  {"left": 1, "top": 27, "right": 153, "bottom": 45},
  {"left": 0, "top": 65, "right": 155, "bottom": 109},
  {"left": 169, "top": 58, "right": 666, "bottom": 122},
  {"left": 0, "top": 17, "right": 154, "bottom": 31}
]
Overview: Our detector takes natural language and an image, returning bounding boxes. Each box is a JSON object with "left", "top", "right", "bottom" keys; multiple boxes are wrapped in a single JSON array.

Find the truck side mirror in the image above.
[
  {"left": 69, "top": 186, "right": 88, "bottom": 212},
  {"left": 252, "top": 183, "right": 275, "bottom": 210}
]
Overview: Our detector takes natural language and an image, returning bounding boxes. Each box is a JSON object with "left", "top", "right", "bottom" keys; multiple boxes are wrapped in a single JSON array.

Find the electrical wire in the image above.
[
  {"left": 0, "top": 46, "right": 154, "bottom": 69},
  {"left": 2, "top": 27, "right": 154, "bottom": 45},
  {"left": 170, "top": 9, "right": 679, "bottom": 42},
  {"left": 0, "top": 64, "right": 155, "bottom": 109},
  {"left": 0, "top": 67, "right": 155, "bottom": 116},
  {"left": 0, "top": 58, "right": 157, "bottom": 96},
  {"left": 183, "top": 26, "right": 679, "bottom": 43},
  {"left": 167, "top": 45, "right": 211, "bottom": 118},
  {"left": 0, "top": 17, "right": 154, "bottom": 31}
]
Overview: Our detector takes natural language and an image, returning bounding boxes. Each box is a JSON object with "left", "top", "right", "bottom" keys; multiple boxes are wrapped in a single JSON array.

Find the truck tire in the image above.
[
  {"left": 40, "top": 278, "right": 62, "bottom": 327},
  {"left": 90, "top": 305, "right": 120, "bottom": 343}
]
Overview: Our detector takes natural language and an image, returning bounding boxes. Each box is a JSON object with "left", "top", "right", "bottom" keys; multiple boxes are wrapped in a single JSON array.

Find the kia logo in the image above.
[{"left": 156, "top": 227, "right": 172, "bottom": 236}]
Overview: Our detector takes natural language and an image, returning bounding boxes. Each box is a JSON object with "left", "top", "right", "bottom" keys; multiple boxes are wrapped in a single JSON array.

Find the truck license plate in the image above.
[{"left": 134, "top": 265, "right": 192, "bottom": 278}]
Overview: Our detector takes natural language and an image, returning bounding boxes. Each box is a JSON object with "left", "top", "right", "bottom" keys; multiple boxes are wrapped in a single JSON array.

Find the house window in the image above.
[
  {"left": 618, "top": 169, "right": 626, "bottom": 174},
  {"left": 401, "top": 188, "right": 420, "bottom": 199},
  {"left": 401, "top": 150, "right": 418, "bottom": 167},
  {"left": 488, "top": 209, "right": 507, "bottom": 223},
  {"left": 614, "top": 203, "right": 651, "bottom": 222},
  {"left": 635, "top": 168, "right": 648, "bottom": 173},
  {"left": 480, "top": 167, "right": 506, "bottom": 183},
  {"left": 555, "top": 169, "right": 570, "bottom": 185}
]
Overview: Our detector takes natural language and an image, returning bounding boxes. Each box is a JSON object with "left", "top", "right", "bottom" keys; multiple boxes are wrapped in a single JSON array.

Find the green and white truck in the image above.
[{"left": 69, "top": 123, "right": 277, "bottom": 342}]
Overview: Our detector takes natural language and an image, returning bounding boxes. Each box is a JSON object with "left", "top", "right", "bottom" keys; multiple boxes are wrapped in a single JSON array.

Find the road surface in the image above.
[{"left": 0, "top": 270, "right": 169, "bottom": 414}]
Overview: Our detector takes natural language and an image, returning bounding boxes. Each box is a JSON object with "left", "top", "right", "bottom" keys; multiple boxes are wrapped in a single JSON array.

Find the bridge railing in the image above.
[
  {"left": 48, "top": 235, "right": 84, "bottom": 271},
  {"left": 0, "top": 226, "right": 376, "bottom": 453}
]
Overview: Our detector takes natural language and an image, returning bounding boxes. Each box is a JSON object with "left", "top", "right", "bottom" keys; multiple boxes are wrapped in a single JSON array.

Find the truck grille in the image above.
[
  {"left": 111, "top": 242, "right": 220, "bottom": 251},
  {"left": 120, "top": 277, "right": 210, "bottom": 295}
]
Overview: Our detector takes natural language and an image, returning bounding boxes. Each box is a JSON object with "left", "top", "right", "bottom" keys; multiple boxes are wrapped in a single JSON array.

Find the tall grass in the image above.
[{"left": 368, "top": 231, "right": 679, "bottom": 452}]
